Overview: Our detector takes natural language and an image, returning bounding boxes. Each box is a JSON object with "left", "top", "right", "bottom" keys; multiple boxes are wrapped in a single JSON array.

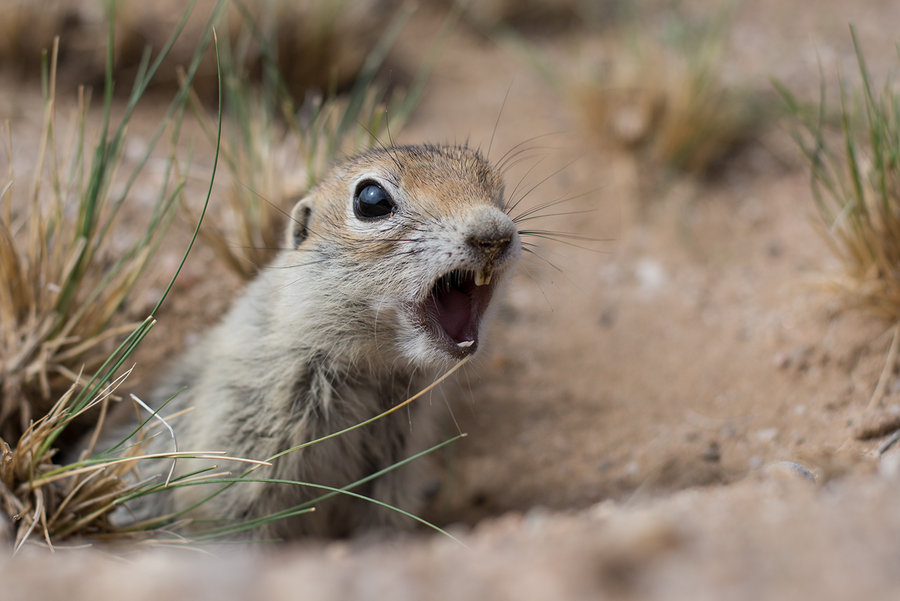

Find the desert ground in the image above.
[{"left": 5, "top": 0, "right": 900, "bottom": 599}]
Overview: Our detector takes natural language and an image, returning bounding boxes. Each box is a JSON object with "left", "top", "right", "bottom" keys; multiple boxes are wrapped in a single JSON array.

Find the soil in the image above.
[{"left": 5, "top": 1, "right": 900, "bottom": 598}]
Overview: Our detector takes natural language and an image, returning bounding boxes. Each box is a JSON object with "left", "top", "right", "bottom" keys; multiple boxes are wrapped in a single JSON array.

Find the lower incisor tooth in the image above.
[{"left": 457, "top": 340, "right": 474, "bottom": 348}]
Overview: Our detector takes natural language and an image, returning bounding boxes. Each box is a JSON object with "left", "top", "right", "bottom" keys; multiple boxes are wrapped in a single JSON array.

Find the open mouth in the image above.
[{"left": 421, "top": 267, "right": 496, "bottom": 356}]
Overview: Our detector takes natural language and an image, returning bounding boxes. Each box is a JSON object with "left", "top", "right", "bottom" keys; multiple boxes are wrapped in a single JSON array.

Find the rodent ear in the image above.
[{"left": 287, "top": 197, "right": 313, "bottom": 249}]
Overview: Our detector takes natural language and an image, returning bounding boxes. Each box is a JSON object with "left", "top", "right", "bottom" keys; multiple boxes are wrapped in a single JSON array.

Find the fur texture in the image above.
[{"left": 131, "top": 144, "right": 520, "bottom": 539}]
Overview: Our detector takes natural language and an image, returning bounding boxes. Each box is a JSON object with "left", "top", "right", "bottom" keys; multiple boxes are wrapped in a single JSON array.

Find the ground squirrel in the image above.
[{"left": 129, "top": 143, "right": 521, "bottom": 539}]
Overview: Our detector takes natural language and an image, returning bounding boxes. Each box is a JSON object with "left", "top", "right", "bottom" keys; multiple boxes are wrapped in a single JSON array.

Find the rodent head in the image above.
[{"left": 284, "top": 144, "right": 521, "bottom": 368}]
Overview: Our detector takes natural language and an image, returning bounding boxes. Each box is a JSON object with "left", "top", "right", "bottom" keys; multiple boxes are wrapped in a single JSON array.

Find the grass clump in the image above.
[
  {"left": 0, "top": 0, "right": 222, "bottom": 547},
  {"left": 571, "top": 4, "right": 767, "bottom": 176},
  {"left": 0, "top": 19, "right": 204, "bottom": 445},
  {"left": 1, "top": 372, "right": 151, "bottom": 548},
  {"left": 777, "top": 28, "right": 900, "bottom": 319}
]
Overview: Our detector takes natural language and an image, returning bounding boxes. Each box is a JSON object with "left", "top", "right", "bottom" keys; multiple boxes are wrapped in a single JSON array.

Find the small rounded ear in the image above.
[{"left": 287, "top": 197, "right": 313, "bottom": 249}]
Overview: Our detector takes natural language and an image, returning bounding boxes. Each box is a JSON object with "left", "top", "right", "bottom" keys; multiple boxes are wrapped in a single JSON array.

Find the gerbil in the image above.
[{"left": 129, "top": 143, "right": 521, "bottom": 539}]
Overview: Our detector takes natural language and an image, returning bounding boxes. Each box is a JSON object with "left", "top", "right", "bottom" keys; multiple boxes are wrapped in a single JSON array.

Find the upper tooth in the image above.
[{"left": 474, "top": 268, "right": 493, "bottom": 287}]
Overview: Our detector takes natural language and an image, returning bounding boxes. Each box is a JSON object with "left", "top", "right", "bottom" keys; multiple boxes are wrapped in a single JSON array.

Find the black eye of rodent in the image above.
[{"left": 354, "top": 183, "right": 394, "bottom": 219}]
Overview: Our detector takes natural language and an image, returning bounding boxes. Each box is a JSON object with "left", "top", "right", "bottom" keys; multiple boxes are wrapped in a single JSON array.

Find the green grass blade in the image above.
[
  {"left": 185, "top": 476, "right": 464, "bottom": 544},
  {"left": 151, "top": 31, "right": 224, "bottom": 317}
]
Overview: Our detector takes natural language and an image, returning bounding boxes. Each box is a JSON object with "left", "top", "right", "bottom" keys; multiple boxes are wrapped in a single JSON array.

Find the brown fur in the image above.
[{"left": 124, "top": 144, "right": 521, "bottom": 539}]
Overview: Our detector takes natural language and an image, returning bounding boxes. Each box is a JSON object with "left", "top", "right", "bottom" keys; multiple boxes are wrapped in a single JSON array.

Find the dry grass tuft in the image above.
[
  {"left": 0, "top": 40, "right": 191, "bottom": 442},
  {"left": 778, "top": 28, "right": 900, "bottom": 320},
  {"left": 0, "top": 1, "right": 212, "bottom": 547},
  {"left": 570, "top": 6, "right": 767, "bottom": 176},
  {"left": 0, "top": 369, "right": 273, "bottom": 549},
  {"left": 0, "top": 374, "right": 143, "bottom": 549}
]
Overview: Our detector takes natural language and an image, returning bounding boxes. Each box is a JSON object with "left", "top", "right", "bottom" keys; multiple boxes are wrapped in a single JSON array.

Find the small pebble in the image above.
[
  {"left": 755, "top": 428, "right": 778, "bottom": 443},
  {"left": 635, "top": 259, "right": 667, "bottom": 295}
]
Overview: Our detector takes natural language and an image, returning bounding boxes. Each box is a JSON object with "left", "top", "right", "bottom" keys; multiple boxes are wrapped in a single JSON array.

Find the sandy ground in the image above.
[{"left": 6, "top": 0, "right": 900, "bottom": 598}]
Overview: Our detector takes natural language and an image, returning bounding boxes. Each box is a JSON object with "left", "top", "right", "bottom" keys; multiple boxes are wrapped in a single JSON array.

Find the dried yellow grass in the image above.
[
  {"left": 0, "top": 373, "right": 136, "bottom": 549},
  {"left": 0, "top": 15, "right": 200, "bottom": 546},
  {"left": 0, "top": 368, "right": 274, "bottom": 550},
  {"left": 0, "top": 1, "right": 214, "bottom": 549},
  {"left": 571, "top": 7, "right": 765, "bottom": 176},
  {"left": 0, "top": 42, "right": 188, "bottom": 442}
]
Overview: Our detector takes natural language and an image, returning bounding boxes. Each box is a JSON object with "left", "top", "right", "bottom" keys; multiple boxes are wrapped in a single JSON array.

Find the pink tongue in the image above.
[{"left": 435, "top": 287, "right": 473, "bottom": 343}]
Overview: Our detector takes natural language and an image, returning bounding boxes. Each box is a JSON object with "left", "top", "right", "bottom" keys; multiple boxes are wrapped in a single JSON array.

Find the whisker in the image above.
[
  {"left": 499, "top": 148, "right": 556, "bottom": 176},
  {"left": 495, "top": 132, "right": 561, "bottom": 172},
  {"left": 518, "top": 230, "right": 603, "bottom": 241},
  {"left": 521, "top": 245, "right": 564, "bottom": 272},
  {"left": 513, "top": 208, "right": 597, "bottom": 223},
  {"left": 270, "top": 257, "right": 331, "bottom": 273},
  {"left": 238, "top": 180, "right": 300, "bottom": 224},
  {"left": 487, "top": 82, "right": 512, "bottom": 161},
  {"left": 504, "top": 157, "right": 548, "bottom": 215},
  {"left": 496, "top": 142, "right": 544, "bottom": 170},
  {"left": 510, "top": 188, "right": 601, "bottom": 222},
  {"left": 357, "top": 118, "right": 404, "bottom": 173},
  {"left": 226, "top": 243, "right": 294, "bottom": 253},
  {"left": 519, "top": 230, "right": 613, "bottom": 252},
  {"left": 505, "top": 155, "right": 580, "bottom": 219},
  {"left": 516, "top": 260, "right": 555, "bottom": 308}
]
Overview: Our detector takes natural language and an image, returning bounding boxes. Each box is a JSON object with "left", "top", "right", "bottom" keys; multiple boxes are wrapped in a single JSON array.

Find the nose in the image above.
[
  {"left": 465, "top": 210, "right": 517, "bottom": 263},
  {"left": 467, "top": 232, "right": 512, "bottom": 262}
]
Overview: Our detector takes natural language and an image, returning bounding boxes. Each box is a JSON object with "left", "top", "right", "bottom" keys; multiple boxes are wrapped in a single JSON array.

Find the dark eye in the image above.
[{"left": 354, "top": 182, "right": 394, "bottom": 219}]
